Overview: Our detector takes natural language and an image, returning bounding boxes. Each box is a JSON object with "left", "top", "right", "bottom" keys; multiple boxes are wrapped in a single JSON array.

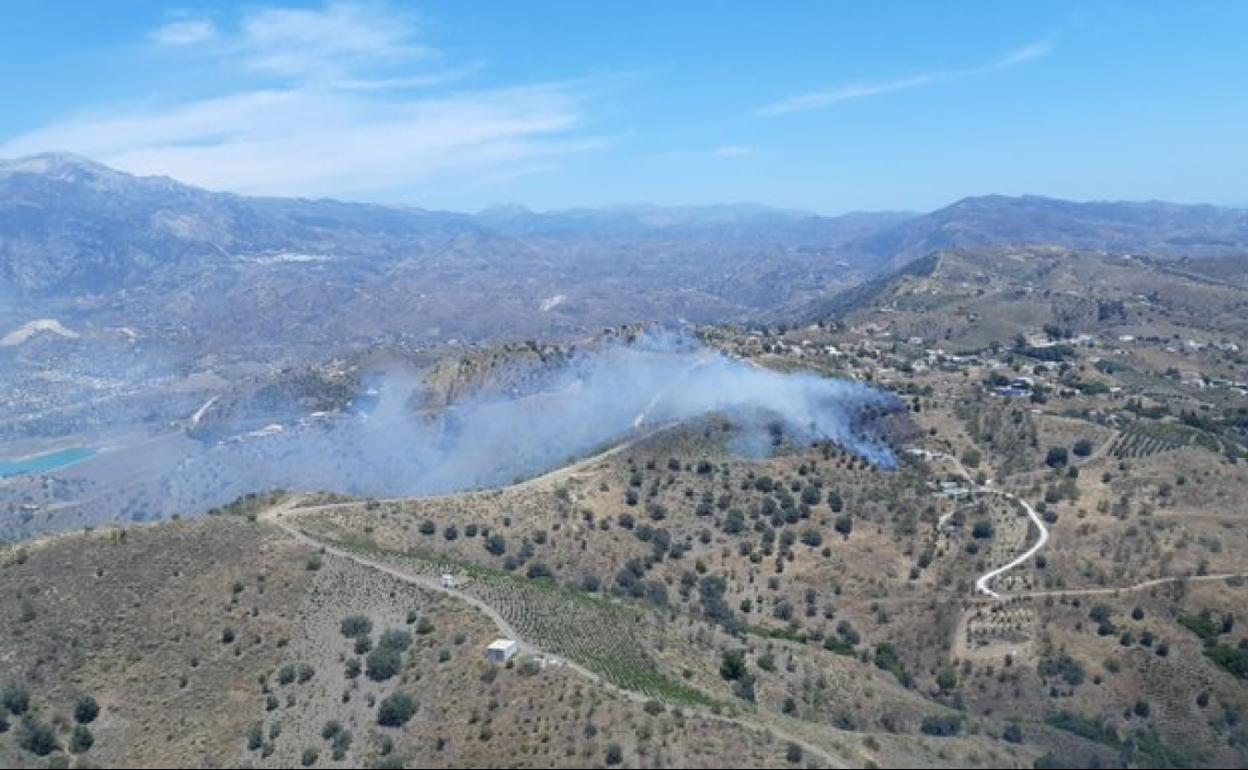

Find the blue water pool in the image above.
[{"left": 0, "top": 447, "right": 98, "bottom": 478}]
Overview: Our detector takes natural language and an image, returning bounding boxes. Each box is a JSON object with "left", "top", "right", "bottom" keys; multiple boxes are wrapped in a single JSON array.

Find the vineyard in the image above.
[
  {"left": 325, "top": 534, "right": 717, "bottom": 707},
  {"left": 1107, "top": 422, "right": 1214, "bottom": 459}
]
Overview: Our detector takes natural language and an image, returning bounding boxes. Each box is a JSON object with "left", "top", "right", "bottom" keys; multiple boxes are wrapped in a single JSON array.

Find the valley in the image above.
[
  {"left": 4, "top": 236, "right": 1248, "bottom": 767},
  {"left": 2, "top": 160, "right": 1248, "bottom": 769}
]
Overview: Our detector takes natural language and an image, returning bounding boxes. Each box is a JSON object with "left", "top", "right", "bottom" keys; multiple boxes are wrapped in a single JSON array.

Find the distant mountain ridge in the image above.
[
  {"left": 2, "top": 152, "right": 1246, "bottom": 352},
  {"left": 847, "top": 193, "right": 1248, "bottom": 271},
  {"left": 0, "top": 153, "right": 910, "bottom": 350}
]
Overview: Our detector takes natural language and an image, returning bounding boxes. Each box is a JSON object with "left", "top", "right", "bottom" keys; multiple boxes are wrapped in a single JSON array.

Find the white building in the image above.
[{"left": 486, "top": 639, "right": 518, "bottom": 664}]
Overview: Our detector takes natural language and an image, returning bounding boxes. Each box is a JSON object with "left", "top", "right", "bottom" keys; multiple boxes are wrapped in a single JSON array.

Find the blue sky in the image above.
[{"left": 2, "top": 1, "right": 1245, "bottom": 213}]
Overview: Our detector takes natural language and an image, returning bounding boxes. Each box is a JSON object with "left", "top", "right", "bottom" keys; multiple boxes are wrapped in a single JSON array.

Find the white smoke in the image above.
[{"left": 200, "top": 332, "right": 902, "bottom": 501}]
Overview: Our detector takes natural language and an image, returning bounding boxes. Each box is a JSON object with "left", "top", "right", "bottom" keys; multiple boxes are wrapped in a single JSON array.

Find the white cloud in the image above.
[
  {"left": 1, "top": 84, "right": 594, "bottom": 199},
  {"left": 713, "top": 144, "right": 753, "bottom": 157},
  {"left": 756, "top": 40, "right": 1053, "bottom": 117},
  {"left": 2, "top": 2, "right": 598, "bottom": 200},
  {"left": 237, "top": 2, "right": 433, "bottom": 80},
  {"left": 151, "top": 19, "right": 218, "bottom": 46}
]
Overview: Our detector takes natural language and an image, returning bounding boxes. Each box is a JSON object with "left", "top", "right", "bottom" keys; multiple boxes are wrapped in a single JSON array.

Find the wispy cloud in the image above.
[
  {"left": 2, "top": 2, "right": 598, "bottom": 200},
  {"left": 755, "top": 40, "right": 1053, "bottom": 117},
  {"left": 236, "top": 1, "right": 433, "bottom": 80},
  {"left": 151, "top": 19, "right": 219, "bottom": 46},
  {"left": 713, "top": 144, "right": 754, "bottom": 158}
]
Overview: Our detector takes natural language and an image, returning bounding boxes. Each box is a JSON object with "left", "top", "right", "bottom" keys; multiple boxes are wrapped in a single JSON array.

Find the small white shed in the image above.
[{"left": 486, "top": 638, "right": 518, "bottom": 663}]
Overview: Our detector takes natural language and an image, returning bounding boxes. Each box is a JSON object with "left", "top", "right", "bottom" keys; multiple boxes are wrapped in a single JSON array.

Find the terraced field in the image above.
[
  {"left": 316, "top": 534, "right": 716, "bottom": 706},
  {"left": 1108, "top": 422, "right": 1212, "bottom": 459}
]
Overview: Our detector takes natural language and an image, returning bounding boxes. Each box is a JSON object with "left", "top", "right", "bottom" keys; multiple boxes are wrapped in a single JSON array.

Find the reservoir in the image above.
[{"left": 0, "top": 447, "right": 98, "bottom": 478}]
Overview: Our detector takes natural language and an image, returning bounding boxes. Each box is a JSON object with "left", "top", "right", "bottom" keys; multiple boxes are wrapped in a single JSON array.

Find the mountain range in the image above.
[{"left": 2, "top": 152, "right": 1246, "bottom": 353}]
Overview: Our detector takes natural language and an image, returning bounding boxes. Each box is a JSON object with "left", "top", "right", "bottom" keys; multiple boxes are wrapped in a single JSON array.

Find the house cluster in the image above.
[
  {"left": 1179, "top": 370, "right": 1248, "bottom": 393},
  {"left": 990, "top": 376, "right": 1035, "bottom": 399},
  {"left": 930, "top": 479, "right": 972, "bottom": 499}
]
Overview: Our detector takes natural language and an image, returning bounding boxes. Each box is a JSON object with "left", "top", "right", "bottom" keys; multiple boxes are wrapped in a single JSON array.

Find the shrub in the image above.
[
  {"left": 873, "top": 643, "right": 909, "bottom": 686},
  {"left": 1045, "top": 447, "right": 1069, "bottom": 468},
  {"left": 246, "top": 722, "right": 264, "bottom": 751},
  {"left": 1003, "top": 722, "right": 1024, "bottom": 743},
  {"left": 920, "top": 715, "right": 963, "bottom": 736},
  {"left": 733, "top": 674, "right": 757, "bottom": 702},
  {"left": 377, "top": 692, "right": 418, "bottom": 727},
  {"left": 484, "top": 534, "right": 507, "bottom": 556},
  {"left": 379, "top": 629, "right": 413, "bottom": 652},
  {"left": 1205, "top": 644, "right": 1248, "bottom": 679},
  {"left": 366, "top": 647, "right": 402, "bottom": 681},
  {"left": 1045, "top": 711, "right": 1119, "bottom": 747},
  {"left": 331, "top": 728, "right": 353, "bottom": 760},
  {"left": 719, "top": 649, "right": 747, "bottom": 681},
  {"left": 2, "top": 683, "right": 30, "bottom": 715},
  {"left": 786, "top": 743, "right": 804, "bottom": 763},
  {"left": 340, "top": 615, "right": 373, "bottom": 638},
  {"left": 1037, "top": 654, "right": 1085, "bottom": 686},
  {"left": 605, "top": 742, "right": 623, "bottom": 765},
  {"left": 1179, "top": 611, "right": 1221, "bottom": 642},
  {"left": 74, "top": 695, "right": 99, "bottom": 724},
  {"left": 19, "top": 717, "right": 58, "bottom": 756},
  {"left": 69, "top": 724, "right": 94, "bottom": 753},
  {"left": 526, "top": 562, "right": 555, "bottom": 580}
]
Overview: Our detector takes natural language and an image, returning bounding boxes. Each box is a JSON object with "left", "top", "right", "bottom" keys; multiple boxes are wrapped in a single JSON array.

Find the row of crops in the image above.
[
  {"left": 328, "top": 535, "right": 716, "bottom": 706},
  {"left": 1108, "top": 423, "right": 1203, "bottom": 459}
]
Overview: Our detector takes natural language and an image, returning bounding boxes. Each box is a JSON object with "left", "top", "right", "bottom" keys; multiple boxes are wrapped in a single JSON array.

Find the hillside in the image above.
[
  {"left": 6, "top": 240, "right": 1248, "bottom": 766},
  {"left": 844, "top": 195, "right": 1248, "bottom": 271},
  {"left": 5, "top": 163, "right": 1248, "bottom": 769}
]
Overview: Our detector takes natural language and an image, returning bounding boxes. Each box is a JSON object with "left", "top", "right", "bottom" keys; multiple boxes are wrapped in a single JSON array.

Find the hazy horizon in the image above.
[
  {"left": 2, "top": 1, "right": 1246, "bottom": 212},
  {"left": 7, "top": 150, "right": 1248, "bottom": 218}
]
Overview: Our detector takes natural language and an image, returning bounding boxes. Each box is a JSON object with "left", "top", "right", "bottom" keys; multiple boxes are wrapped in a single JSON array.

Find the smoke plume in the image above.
[{"left": 202, "top": 333, "right": 901, "bottom": 501}]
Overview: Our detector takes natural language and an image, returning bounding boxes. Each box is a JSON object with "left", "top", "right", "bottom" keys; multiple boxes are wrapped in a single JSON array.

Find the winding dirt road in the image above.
[
  {"left": 265, "top": 502, "right": 849, "bottom": 769},
  {"left": 908, "top": 448, "right": 1048, "bottom": 598},
  {"left": 973, "top": 493, "right": 1048, "bottom": 599},
  {"left": 912, "top": 448, "right": 1248, "bottom": 602}
]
